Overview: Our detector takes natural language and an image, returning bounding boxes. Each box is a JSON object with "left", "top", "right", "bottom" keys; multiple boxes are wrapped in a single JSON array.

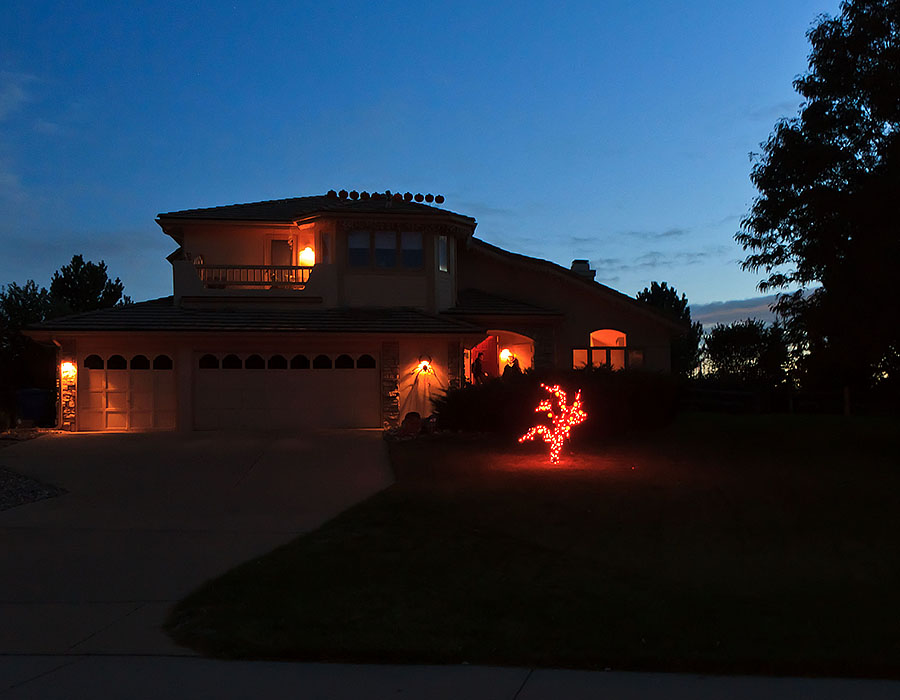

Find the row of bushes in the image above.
[{"left": 432, "top": 368, "right": 678, "bottom": 442}]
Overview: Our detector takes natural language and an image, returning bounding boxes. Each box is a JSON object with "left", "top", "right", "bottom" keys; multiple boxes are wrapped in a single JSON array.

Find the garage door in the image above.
[
  {"left": 78, "top": 353, "right": 177, "bottom": 431},
  {"left": 193, "top": 352, "right": 380, "bottom": 430}
]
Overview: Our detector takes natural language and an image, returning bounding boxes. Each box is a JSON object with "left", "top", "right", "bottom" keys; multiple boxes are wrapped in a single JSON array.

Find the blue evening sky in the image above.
[{"left": 1, "top": 0, "right": 841, "bottom": 313}]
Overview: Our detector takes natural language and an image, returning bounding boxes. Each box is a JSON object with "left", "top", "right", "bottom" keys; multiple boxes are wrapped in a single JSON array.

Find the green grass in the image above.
[{"left": 164, "top": 413, "right": 900, "bottom": 677}]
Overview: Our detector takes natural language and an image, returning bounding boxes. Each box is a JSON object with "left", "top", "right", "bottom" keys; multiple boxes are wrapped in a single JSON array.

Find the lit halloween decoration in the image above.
[
  {"left": 519, "top": 384, "right": 588, "bottom": 464},
  {"left": 299, "top": 246, "right": 316, "bottom": 266},
  {"left": 60, "top": 361, "right": 77, "bottom": 380}
]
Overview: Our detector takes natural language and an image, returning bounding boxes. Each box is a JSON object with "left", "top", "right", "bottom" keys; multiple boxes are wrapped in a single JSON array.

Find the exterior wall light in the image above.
[
  {"left": 299, "top": 246, "right": 316, "bottom": 266},
  {"left": 500, "top": 348, "right": 513, "bottom": 364},
  {"left": 414, "top": 359, "right": 434, "bottom": 375}
]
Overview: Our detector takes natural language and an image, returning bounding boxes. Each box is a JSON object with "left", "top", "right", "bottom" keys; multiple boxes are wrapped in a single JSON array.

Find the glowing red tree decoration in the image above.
[{"left": 519, "top": 384, "right": 588, "bottom": 464}]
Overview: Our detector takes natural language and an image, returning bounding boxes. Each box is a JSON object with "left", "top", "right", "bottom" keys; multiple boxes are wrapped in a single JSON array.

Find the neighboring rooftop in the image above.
[
  {"left": 157, "top": 192, "right": 475, "bottom": 225},
  {"left": 28, "top": 298, "right": 484, "bottom": 335}
]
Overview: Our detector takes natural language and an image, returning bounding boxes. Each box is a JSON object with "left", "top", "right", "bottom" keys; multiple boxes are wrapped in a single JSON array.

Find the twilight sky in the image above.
[{"left": 1, "top": 0, "right": 841, "bottom": 317}]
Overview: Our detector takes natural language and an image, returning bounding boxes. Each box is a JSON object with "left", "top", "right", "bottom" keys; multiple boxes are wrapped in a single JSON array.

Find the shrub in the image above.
[{"left": 433, "top": 369, "right": 677, "bottom": 442}]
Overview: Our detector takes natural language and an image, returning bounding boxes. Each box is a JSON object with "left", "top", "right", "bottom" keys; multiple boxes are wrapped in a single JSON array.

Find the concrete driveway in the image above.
[{"left": 0, "top": 430, "right": 392, "bottom": 657}]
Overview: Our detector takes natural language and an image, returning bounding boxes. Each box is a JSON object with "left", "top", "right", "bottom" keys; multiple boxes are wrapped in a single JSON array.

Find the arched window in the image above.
[
  {"left": 222, "top": 354, "right": 242, "bottom": 369},
  {"left": 334, "top": 354, "right": 354, "bottom": 369},
  {"left": 153, "top": 354, "right": 173, "bottom": 370},
  {"left": 130, "top": 354, "right": 151, "bottom": 370},
  {"left": 357, "top": 354, "right": 376, "bottom": 369},
  {"left": 199, "top": 354, "right": 219, "bottom": 369},
  {"left": 575, "top": 329, "right": 627, "bottom": 370},
  {"left": 107, "top": 354, "right": 127, "bottom": 370},
  {"left": 290, "top": 354, "right": 310, "bottom": 369},
  {"left": 245, "top": 354, "right": 265, "bottom": 369},
  {"left": 268, "top": 354, "right": 288, "bottom": 369},
  {"left": 83, "top": 354, "right": 104, "bottom": 370},
  {"left": 313, "top": 354, "right": 332, "bottom": 369}
]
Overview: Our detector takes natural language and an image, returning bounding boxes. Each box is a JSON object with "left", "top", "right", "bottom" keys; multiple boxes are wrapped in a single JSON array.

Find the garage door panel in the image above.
[
  {"left": 106, "top": 391, "right": 128, "bottom": 411},
  {"left": 132, "top": 391, "right": 154, "bottom": 411},
  {"left": 77, "top": 359, "right": 178, "bottom": 431},
  {"left": 107, "top": 412, "right": 128, "bottom": 430},
  {"left": 80, "top": 391, "right": 106, "bottom": 410},
  {"left": 106, "top": 371, "right": 129, "bottom": 392},
  {"left": 193, "top": 355, "right": 379, "bottom": 429},
  {"left": 131, "top": 372, "right": 154, "bottom": 391},
  {"left": 130, "top": 411, "right": 154, "bottom": 430}
]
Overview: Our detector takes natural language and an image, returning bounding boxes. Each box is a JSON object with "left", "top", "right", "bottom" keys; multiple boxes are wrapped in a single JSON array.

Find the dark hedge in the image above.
[{"left": 432, "top": 369, "right": 677, "bottom": 442}]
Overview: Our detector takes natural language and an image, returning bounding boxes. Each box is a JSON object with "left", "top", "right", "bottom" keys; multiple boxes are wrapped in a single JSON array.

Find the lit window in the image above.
[
  {"left": 401, "top": 232, "right": 423, "bottom": 268},
  {"left": 572, "top": 349, "right": 590, "bottom": 369},
  {"left": 348, "top": 232, "right": 370, "bottom": 267},
  {"left": 438, "top": 235, "right": 448, "bottom": 273},
  {"left": 374, "top": 232, "right": 396, "bottom": 268}
]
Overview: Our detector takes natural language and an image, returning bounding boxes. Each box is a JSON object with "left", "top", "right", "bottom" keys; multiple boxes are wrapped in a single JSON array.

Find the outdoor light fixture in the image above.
[
  {"left": 500, "top": 348, "right": 513, "bottom": 364},
  {"left": 60, "top": 361, "right": 77, "bottom": 380},
  {"left": 299, "top": 246, "right": 316, "bottom": 266},
  {"left": 414, "top": 358, "right": 434, "bottom": 375},
  {"left": 519, "top": 384, "right": 588, "bottom": 464}
]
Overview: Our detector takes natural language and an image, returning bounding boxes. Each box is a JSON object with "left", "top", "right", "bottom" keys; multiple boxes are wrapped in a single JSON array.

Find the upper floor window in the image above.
[
  {"left": 348, "top": 231, "right": 424, "bottom": 269},
  {"left": 374, "top": 232, "right": 396, "bottom": 268},
  {"left": 348, "top": 232, "right": 370, "bottom": 267},
  {"left": 438, "top": 235, "right": 449, "bottom": 273},
  {"left": 401, "top": 232, "right": 423, "bottom": 268}
]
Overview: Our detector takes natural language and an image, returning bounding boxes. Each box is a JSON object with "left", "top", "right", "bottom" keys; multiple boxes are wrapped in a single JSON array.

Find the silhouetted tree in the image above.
[
  {"left": 0, "top": 281, "right": 58, "bottom": 412},
  {"left": 50, "top": 255, "right": 128, "bottom": 314},
  {"left": 1, "top": 257, "right": 129, "bottom": 405},
  {"left": 703, "top": 319, "right": 789, "bottom": 386},
  {"left": 736, "top": 0, "right": 900, "bottom": 390},
  {"left": 637, "top": 281, "right": 702, "bottom": 378}
]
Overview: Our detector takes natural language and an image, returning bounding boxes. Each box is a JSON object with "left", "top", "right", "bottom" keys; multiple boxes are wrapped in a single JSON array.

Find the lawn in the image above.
[{"left": 164, "top": 413, "right": 900, "bottom": 677}]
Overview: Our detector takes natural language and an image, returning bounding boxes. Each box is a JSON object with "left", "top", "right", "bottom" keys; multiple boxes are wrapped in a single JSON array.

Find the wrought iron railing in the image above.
[{"left": 196, "top": 265, "right": 313, "bottom": 288}]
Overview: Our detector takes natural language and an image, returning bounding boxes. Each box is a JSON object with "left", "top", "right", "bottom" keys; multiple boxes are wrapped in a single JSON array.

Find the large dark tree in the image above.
[
  {"left": 1, "top": 256, "right": 129, "bottom": 421},
  {"left": 736, "top": 0, "right": 900, "bottom": 390},
  {"left": 50, "top": 255, "right": 127, "bottom": 314},
  {"left": 703, "top": 319, "right": 789, "bottom": 387},
  {"left": 637, "top": 281, "right": 702, "bottom": 378}
]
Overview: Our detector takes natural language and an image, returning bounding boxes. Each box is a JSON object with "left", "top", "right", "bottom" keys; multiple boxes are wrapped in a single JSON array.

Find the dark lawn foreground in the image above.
[{"left": 164, "top": 413, "right": 900, "bottom": 677}]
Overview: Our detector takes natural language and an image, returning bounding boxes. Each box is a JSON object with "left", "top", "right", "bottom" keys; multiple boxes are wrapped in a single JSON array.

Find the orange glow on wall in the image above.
[
  {"left": 519, "top": 384, "right": 588, "bottom": 464},
  {"left": 299, "top": 246, "right": 316, "bottom": 266},
  {"left": 60, "top": 361, "right": 77, "bottom": 380}
]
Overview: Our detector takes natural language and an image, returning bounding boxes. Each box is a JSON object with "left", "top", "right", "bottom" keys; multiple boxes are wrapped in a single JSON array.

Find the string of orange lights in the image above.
[{"left": 518, "top": 384, "right": 588, "bottom": 464}]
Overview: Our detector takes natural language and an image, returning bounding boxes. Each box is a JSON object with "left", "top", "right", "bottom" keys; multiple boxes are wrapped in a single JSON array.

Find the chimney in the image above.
[{"left": 570, "top": 259, "right": 596, "bottom": 281}]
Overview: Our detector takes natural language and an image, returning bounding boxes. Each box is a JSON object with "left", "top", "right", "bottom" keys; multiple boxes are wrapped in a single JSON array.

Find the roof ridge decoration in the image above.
[{"left": 328, "top": 189, "right": 445, "bottom": 205}]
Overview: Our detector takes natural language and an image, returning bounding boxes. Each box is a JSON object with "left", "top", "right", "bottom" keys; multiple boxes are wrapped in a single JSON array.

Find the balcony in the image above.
[{"left": 196, "top": 264, "right": 314, "bottom": 290}]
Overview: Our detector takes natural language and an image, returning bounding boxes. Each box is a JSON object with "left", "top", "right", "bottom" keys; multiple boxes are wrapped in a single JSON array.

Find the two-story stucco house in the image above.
[{"left": 28, "top": 190, "right": 683, "bottom": 432}]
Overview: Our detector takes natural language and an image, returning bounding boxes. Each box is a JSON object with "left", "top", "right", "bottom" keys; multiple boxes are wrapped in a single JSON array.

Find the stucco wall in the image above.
[{"left": 458, "top": 247, "right": 675, "bottom": 372}]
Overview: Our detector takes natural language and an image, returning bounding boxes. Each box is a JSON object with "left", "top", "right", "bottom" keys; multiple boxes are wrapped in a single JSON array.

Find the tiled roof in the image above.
[
  {"left": 468, "top": 238, "right": 687, "bottom": 332},
  {"left": 30, "top": 297, "right": 484, "bottom": 335},
  {"left": 448, "top": 289, "right": 562, "bottom": 316},
  {"left": 157, "top": 194, "right": 475, "bottom": 224}
]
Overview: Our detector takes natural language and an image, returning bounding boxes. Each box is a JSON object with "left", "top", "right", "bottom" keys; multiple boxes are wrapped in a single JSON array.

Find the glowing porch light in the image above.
[
  {"left": 414, "top": 359, "right": 434, "bottom": 375},
  {"left": 519, "top": 384, "right": 588, "bottom": 464},
  {"left": 60, "top": 361, "right": 77, "bottom": 380},
  {"left": 500, "top": 348, "right": 513, "bottom": 364},
  {"left": 299, "top": 246, "right": 316, "bottom": 266}
]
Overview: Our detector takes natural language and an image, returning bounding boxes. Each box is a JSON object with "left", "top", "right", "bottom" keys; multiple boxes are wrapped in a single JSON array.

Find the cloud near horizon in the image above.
[{"left": 691, "top": 294, "right": 780, "bottom": 327}]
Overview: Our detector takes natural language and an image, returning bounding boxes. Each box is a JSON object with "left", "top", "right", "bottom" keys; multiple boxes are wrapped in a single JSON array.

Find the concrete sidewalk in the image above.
[{"left": 2, "top": 657, "right": 899, "bottom": 699}]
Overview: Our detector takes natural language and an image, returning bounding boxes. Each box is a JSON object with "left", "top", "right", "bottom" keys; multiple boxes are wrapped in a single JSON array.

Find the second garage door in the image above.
[{"left": 193, "top": 352, "right": 380, "bottom": 430}]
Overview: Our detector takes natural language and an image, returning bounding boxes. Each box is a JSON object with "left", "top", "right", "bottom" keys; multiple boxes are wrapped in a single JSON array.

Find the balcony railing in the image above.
[{"left": 196, "top": 265, "right": 314, "bottom": 289}]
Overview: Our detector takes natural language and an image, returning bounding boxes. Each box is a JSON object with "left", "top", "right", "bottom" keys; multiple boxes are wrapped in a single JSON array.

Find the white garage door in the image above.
[
  {"left": 78, "top": 353, "right": 177, "bottom": 431},
  {"left": 193, "top": 352, "right": 380, "bottom": 430}
]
